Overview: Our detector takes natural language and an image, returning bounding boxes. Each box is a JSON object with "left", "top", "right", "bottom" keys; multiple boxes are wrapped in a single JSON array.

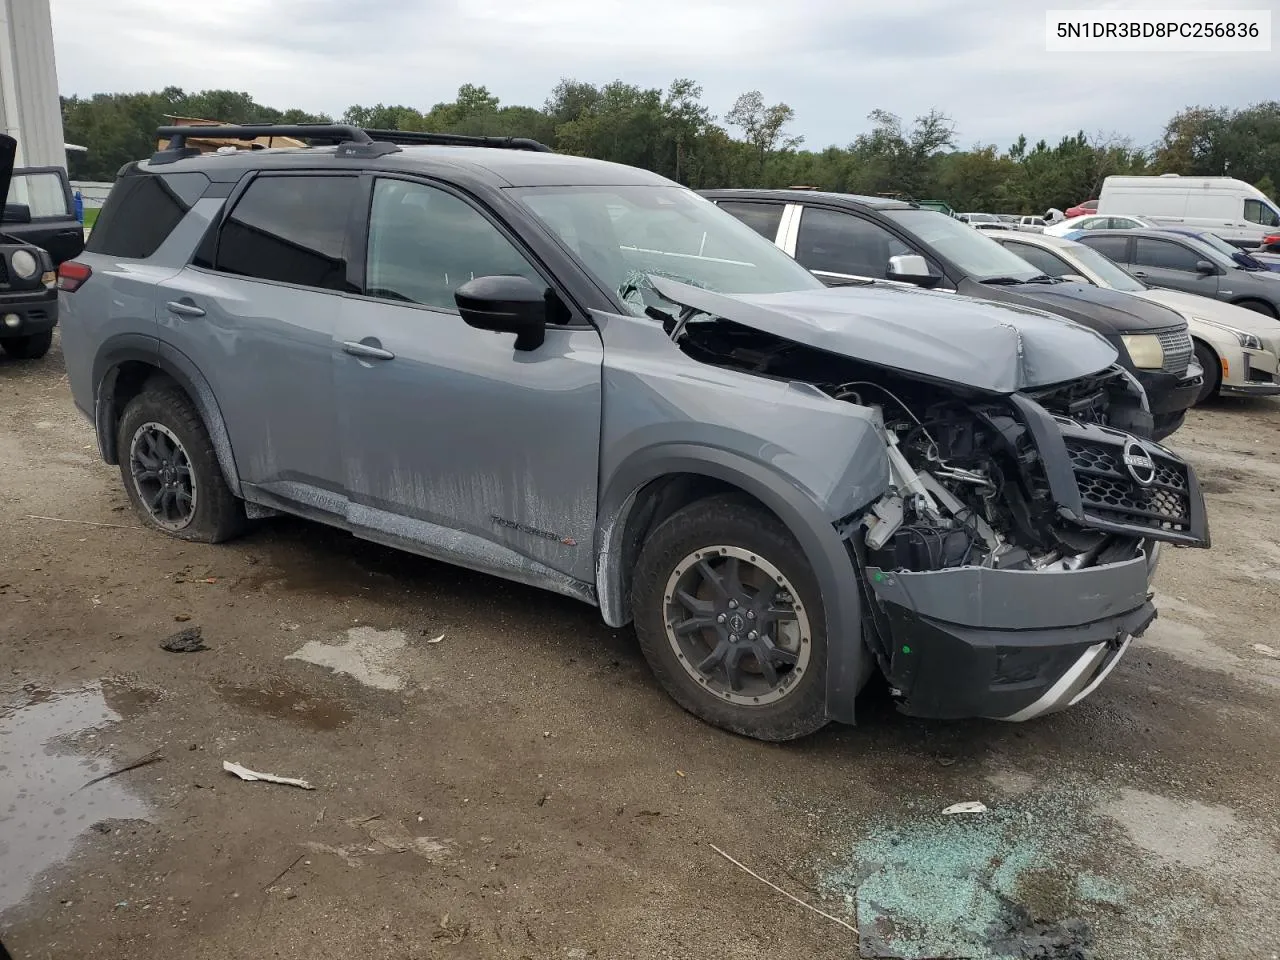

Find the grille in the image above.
[
  {"left": 1064, "top": 435, "right": 1192, "bottom": 533},
  {"left": 1156, "top": 326, "right": 1192, "bottom": 376},
  {"left": 0, "top": 258, "right": 8, "bottom": 287}
]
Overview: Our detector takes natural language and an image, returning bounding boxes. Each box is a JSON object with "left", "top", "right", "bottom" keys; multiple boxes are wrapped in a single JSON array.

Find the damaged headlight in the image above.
[
  {"left": 1120, "top": 334, "right": 1164, "bottom": 370},
  {"left": 1194, "top": 316, "right": 1262, "bottom": 350}
]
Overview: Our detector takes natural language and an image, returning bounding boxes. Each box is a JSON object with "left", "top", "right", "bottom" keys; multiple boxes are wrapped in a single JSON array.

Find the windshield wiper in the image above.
[
  {"left": 979, "top": 276, "right": 1027, "bottom": 285},
  {"left": 1023, "top": 274, "right": 1061, "bottom": 284}
]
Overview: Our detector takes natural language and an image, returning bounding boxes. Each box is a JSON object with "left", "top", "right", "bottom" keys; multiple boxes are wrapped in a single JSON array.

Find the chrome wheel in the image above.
[
  {"left": 662, "top": 545, "right": 811, "bottom": 706},
  {"left": 129, "top": 421, "right": 197, "bottom": 530}
]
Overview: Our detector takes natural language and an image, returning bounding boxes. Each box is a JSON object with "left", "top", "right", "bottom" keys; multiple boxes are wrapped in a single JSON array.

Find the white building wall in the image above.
[{"left": 0, "top": 0, "right": 65, "bottom": 171}]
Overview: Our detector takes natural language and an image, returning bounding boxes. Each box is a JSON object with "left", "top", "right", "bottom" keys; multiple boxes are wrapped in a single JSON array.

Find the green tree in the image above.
[{"left": 725, "top": 90, "right": 802, "bottom": 182}]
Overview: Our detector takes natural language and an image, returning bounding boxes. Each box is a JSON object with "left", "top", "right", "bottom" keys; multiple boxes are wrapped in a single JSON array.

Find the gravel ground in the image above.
[{"left": 2, "top": 335, "right": 1279, "bottom": 960}]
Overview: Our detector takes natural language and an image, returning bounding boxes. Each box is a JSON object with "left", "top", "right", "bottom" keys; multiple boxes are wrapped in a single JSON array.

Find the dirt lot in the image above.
[{"left": 3, "top": 335, "right": 1279, "bottom": 960}]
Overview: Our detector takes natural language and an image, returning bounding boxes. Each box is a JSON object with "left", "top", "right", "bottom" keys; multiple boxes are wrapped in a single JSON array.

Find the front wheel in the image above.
[
  {"left": 1192, "top": 341, "right": 1221, "bottom": 405},
  {"left": 630, "top": 495, "right": 833, "bottom": 741},
  {"left": 1, "top": 330, "right": 53, "bottom": 359}
]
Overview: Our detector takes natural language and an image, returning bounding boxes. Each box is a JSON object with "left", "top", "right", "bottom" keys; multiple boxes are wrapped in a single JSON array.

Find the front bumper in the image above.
[
  {"left": 1220, "top": 348, "right": 1280, "bottom": 397},
  {"left": 0, "top": 288, "right": 58, "bottom": 337},
  {"left": 1134, "top": 362, "right": 1202, "bottom": 419},
  {"left": 864, "top": 547, "right": 1160, "bottom": 722}
]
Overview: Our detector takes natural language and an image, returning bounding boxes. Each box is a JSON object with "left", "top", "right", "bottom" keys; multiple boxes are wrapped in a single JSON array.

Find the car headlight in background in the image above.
[
  {"left": 9, "top": 249, "right": 38, "bottom": 279},
  {"left": 1194, "top": 316, "right": 1263, "bottom": 350},
  {"left": 1120, "top": 334, "right": 1165, "bottom": 370}
]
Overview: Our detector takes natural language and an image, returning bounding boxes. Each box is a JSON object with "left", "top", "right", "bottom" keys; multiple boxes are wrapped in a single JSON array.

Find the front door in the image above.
[
  {"left": 335, "top": 175, "right": 603, "bottom": 590},
  {"left": 1129, "top": 236, "right": 1221, "bottom": 298}
]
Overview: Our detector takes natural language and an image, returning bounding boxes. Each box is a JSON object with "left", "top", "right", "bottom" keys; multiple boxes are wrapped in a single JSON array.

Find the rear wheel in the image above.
[
  {"left": 1192, "top": 341, "right": 1221, "bottom": 405},
  {"left": 1, "top": 330, "right": 53, "bottom": 359},
  {"left": 117, "top": 383, "right": 247, "bottom": 543},
  {"left": 631, "top": 495, "right": 834, "bottom": 741}
]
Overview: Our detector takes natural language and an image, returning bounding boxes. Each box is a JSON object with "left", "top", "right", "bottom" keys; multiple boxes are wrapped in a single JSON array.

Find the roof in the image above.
[
  {"left": 137, "top": 143, "right": 673, "bottom": 188},
  {"left": 699, "top": 188, "right": 915, "bottom": 210},
  {"left": 992, "top": 232, "right": 1079, "bottom": 250}
]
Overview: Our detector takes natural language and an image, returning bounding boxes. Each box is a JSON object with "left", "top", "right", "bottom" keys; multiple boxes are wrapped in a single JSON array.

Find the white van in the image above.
[{"left": 1097, "top": 175, "right": 1280, "bottom": 248}]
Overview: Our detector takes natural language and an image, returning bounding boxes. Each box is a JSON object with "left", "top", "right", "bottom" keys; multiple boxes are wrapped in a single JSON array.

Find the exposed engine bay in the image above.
[{"left": 673, "top": 315, "right": 1203, "bottom": 576}]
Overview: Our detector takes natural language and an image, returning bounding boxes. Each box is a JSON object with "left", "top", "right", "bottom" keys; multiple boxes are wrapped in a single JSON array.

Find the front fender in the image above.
[
  {"left": 596, "top": 444, "right": 874, "bottom": 725},
  {"left": 92, "top": 336, "right": 243, "bottom": 497}
]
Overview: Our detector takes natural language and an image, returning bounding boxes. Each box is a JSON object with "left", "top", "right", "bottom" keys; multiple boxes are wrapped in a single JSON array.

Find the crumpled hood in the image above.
[{"left": 649, "top": 276, "right": 1119, "bottom": 394}]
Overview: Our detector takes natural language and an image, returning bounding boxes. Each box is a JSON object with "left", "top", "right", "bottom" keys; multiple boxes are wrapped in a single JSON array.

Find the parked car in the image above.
[
  {"left": 3, "top": 163, "right": 84, "bottom": 266},
  {"left": 703, "top": 189, "right": 1203, "bottom": 440},
  {"left": 1098, "top": 175, "right": 1280, "bottom": 249},
  {"left": 1046, "top": 214, "right": 1154, "bottom": 237},
  {"left": 58, "top": 124, "right": 1209, "bottom": 740},
  {"left": 961, "top": 213, "right": 1004, "bottom": 228},
  {"left": 1075, "top": 228, "right": 1280, "bottom": 320},
  {"left": 1065, "top": 199, "right": 1098, "bottom": 219},
  {"left": 1156, "top": 228, "right": 1280, "bottom": 273},
  {"left": 1015, "top": 215, "right": 1047, "bottom": 233},
  {"left": 0, "top": 135, "right": 60, "bottom": 360},
  {"left": 1261, "top": 231, "right": 1280, "bottom": 253},
  {"left": 990, "top": 231, "right": 1280, "bottom": 403}
]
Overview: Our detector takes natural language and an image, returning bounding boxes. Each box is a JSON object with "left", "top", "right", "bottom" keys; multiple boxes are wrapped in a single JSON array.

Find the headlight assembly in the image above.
[
  {"left": 1120, "top": 334, "right": 1164, "bottom": 370},
  {"left": 1194, "top": 316, "right": 1262, "bottom": 351},
  {"left": 10, "top": 249, "right": 38, "bottom": 280}
]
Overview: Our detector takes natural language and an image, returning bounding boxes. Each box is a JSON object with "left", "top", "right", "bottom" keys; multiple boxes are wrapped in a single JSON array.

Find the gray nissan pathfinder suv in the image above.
[{"left": 58, "top": 124, "right": 1209, "bottom": 740}]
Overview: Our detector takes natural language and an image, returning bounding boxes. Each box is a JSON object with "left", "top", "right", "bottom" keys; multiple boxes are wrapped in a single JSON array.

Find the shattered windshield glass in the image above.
[{"left": 513, "top": 185, "right": 823, "bottom": 315}]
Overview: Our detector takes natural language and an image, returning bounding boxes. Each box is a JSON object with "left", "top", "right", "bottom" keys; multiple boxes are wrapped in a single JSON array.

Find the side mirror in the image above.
[
  {"left": 455, "top": 275, "right": 549, "bottom": 351},
  {"left": 886, "top": 253, "right": 938, "bottom": 287},
  {"left": 1060, "top": 273, "right": 1092, "bottom": 284},
  {"left": 1195, "top": 260, "right": 1217, "bottom": 275},
  {"left": 2, "top": 202, "right": 31, "bottom": 224}
]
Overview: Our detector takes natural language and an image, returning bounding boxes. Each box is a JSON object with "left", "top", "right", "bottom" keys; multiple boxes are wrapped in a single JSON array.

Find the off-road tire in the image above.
[
  {"left": 1192, "top": 341, "right": 1221, "bottom": 405},
  {"left": 117, "top": 383, "right": 247, "bottom": 543},
  {"left": 1, "top": 330, "right": 53, "bottom": 359},
  {"left": 631, "top": 495, "right": 831, "bottom": 741}
]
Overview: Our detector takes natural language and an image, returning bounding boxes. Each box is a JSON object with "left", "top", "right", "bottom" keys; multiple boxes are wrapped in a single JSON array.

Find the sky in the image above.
[{"left": 49, "top": 0, "right": 1273, "bottom": 152}]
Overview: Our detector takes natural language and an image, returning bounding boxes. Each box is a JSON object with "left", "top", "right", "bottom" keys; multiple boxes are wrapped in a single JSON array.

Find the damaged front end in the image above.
[{"left": 652, "top": 276, "right": 1211, "bottom": 723}]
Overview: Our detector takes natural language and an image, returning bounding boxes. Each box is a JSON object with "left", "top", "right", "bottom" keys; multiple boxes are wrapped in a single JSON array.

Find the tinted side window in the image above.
[
  {"left": 364, "top": 178, "right": 540, "bottom": 311},
  {"left": 1081, "top": 235, "right": 1130, "bottom": 263},
  {"left": 1002, "top": 241, "right": 1074, "bottom": 278},
  {"left": 1244, "top": 199, "right": 1280, "bottom": 227},
  {"left": 795, "top": 207, "right": 912, "bottom": 278},
  {"left": 84, "top": 171, "right": 209, "bottom": 259},
  {"left": 716, "top": 201, "right": 785, "bottom": 241},
  {"left": 213, "top": 175, "right": 357, "bottom": 291},
  {"left": 1133, "top": 238, "right": 1202, "bottom": 272}
]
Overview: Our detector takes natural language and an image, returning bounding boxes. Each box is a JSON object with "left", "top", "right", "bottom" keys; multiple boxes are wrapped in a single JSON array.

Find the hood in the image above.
[
  {"left": 648, "top": 276, "right": 1119, "bottom": 394},
  {"left": 0, "top": 135, "right": 14, "bottom": 223},
  {"left": 972, "top": 280, "right": 1189, "bottom": 334},
  {"left": 1137, "top": 289, "right": 1280, "bottom": 338}
]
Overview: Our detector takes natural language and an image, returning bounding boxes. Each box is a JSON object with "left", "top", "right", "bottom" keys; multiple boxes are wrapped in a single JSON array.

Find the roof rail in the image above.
[
  {"left": 150, "top": 122, "right": 554, "bottom": 166},
  {"left": 357, "top": 129, "right": 554, "bottom": 153}
]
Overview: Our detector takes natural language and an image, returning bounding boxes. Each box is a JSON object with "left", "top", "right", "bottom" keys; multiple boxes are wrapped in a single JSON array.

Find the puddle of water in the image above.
[
  {"left": 213, "top": 678, "right": 352, "bottom": 731},
  {"left": 0, "top": 684, "right": 150, "bottom": 913}
]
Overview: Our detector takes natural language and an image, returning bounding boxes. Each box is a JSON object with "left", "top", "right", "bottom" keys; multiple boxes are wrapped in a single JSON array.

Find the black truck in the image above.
[{"left": 0, "top": 135, "right": 65, "bottom": 360}]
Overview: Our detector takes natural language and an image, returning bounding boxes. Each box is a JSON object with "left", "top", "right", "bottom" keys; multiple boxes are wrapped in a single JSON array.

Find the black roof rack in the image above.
[{"left": 150, "top": 122, "right": 553, "bottom": 165}]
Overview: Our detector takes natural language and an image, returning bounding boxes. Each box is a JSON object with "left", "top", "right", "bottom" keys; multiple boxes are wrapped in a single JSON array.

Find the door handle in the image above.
[
  {"left": 1131, "top": 271, "right": 1148, "bottom": 278},
  {"left": 166, "top": 300, "right": 205, "bottom": 318},
  {"left": 342, "top": 340, "right": 395, "bottom": 361}
]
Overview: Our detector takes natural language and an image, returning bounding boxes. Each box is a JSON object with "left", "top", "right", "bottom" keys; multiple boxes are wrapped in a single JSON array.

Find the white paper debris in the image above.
[
  {"left": 942, "top": 801, "right": 988, "bottom": 815},
  {"left": 223, "top": 760, "right": 315, "bottom": 790},
  {"left": 1252, "top": 643, "right": 1278, "bottom": 658},
  {"left": 426, "top": 633, "right": 445, "bottom": 644}
]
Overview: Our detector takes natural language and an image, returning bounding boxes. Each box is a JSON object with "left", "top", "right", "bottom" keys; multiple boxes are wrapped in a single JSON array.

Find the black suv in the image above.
[
  {"left": 0, "top": 135, "right": 59, "bottom": 360},
  {"left": 704, "top": 189, "right": 1203, "bottom": 440}
]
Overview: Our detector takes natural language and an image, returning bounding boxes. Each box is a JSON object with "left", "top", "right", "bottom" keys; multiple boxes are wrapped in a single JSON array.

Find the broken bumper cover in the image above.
[{"left": 864, "top": 548, "right": 1160, "bottom": 722}]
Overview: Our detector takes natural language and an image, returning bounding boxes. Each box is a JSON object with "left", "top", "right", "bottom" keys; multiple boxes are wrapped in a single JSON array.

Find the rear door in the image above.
[
  {"left": 334, "top": 174, "right": 603, "bottom": 586},
  {"left": 156, "top": 172, "right": 360, "bottom": 511},
  {"left": 1129, "top": 236, "right": 1220, "bottom": 298},
  {"left": 5, "top": 167, "right": 85, "bottom": 264}
]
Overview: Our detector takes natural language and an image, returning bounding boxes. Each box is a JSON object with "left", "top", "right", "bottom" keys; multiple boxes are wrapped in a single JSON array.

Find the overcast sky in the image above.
[{"left": 49, "top": 0, "right": 1272, "bottom": 151}]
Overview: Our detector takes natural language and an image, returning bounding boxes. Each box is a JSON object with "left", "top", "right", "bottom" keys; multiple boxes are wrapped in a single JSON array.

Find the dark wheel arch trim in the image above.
[
  {"left": 596, "top": 443, "right": 868, "bottom": 725},
  {"left": 92, "top": 335, "right": 243, "bottom": 498},
  {"left": 1228, "top": 297, "right": 1279, "bottom": 319}
]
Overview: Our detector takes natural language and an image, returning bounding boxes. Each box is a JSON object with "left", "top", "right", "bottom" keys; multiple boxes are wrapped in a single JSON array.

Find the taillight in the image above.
[{"left": 58, "top": 261, "right": 92, "bottom": 292}]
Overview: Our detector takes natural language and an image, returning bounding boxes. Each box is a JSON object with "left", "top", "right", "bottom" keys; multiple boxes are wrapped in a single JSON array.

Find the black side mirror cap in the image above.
[{"left": 455, "top": 275, "right": 550, "bottom": 351}]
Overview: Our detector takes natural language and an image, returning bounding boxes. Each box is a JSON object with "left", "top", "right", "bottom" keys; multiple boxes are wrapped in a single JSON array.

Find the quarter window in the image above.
[
  {"left": 86, "top": 172, "right": 210, "bottom": 259},
  {"left": 715, "top": 201, "right": 785, "bottom": 242},
  {"left": 795, "top": 207, "right": 913, "bottom": 279},
  {"left": 210, "top": 175, "right": 358, "bottom": 291},
  {"left": 364, "top": 178, "right": 541, "bottom": 311},
  {"left": 1133, "top": 238, "right": 1203, "bottom": 272},
  {"left": 1080, "top": 235, "right": 1130, "bottom": 263}
]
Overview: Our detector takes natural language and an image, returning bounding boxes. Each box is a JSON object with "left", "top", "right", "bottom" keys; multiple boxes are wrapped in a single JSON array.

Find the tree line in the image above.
[{"left": 61, "top": 82, "right": 1280, "bottom": 215}]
